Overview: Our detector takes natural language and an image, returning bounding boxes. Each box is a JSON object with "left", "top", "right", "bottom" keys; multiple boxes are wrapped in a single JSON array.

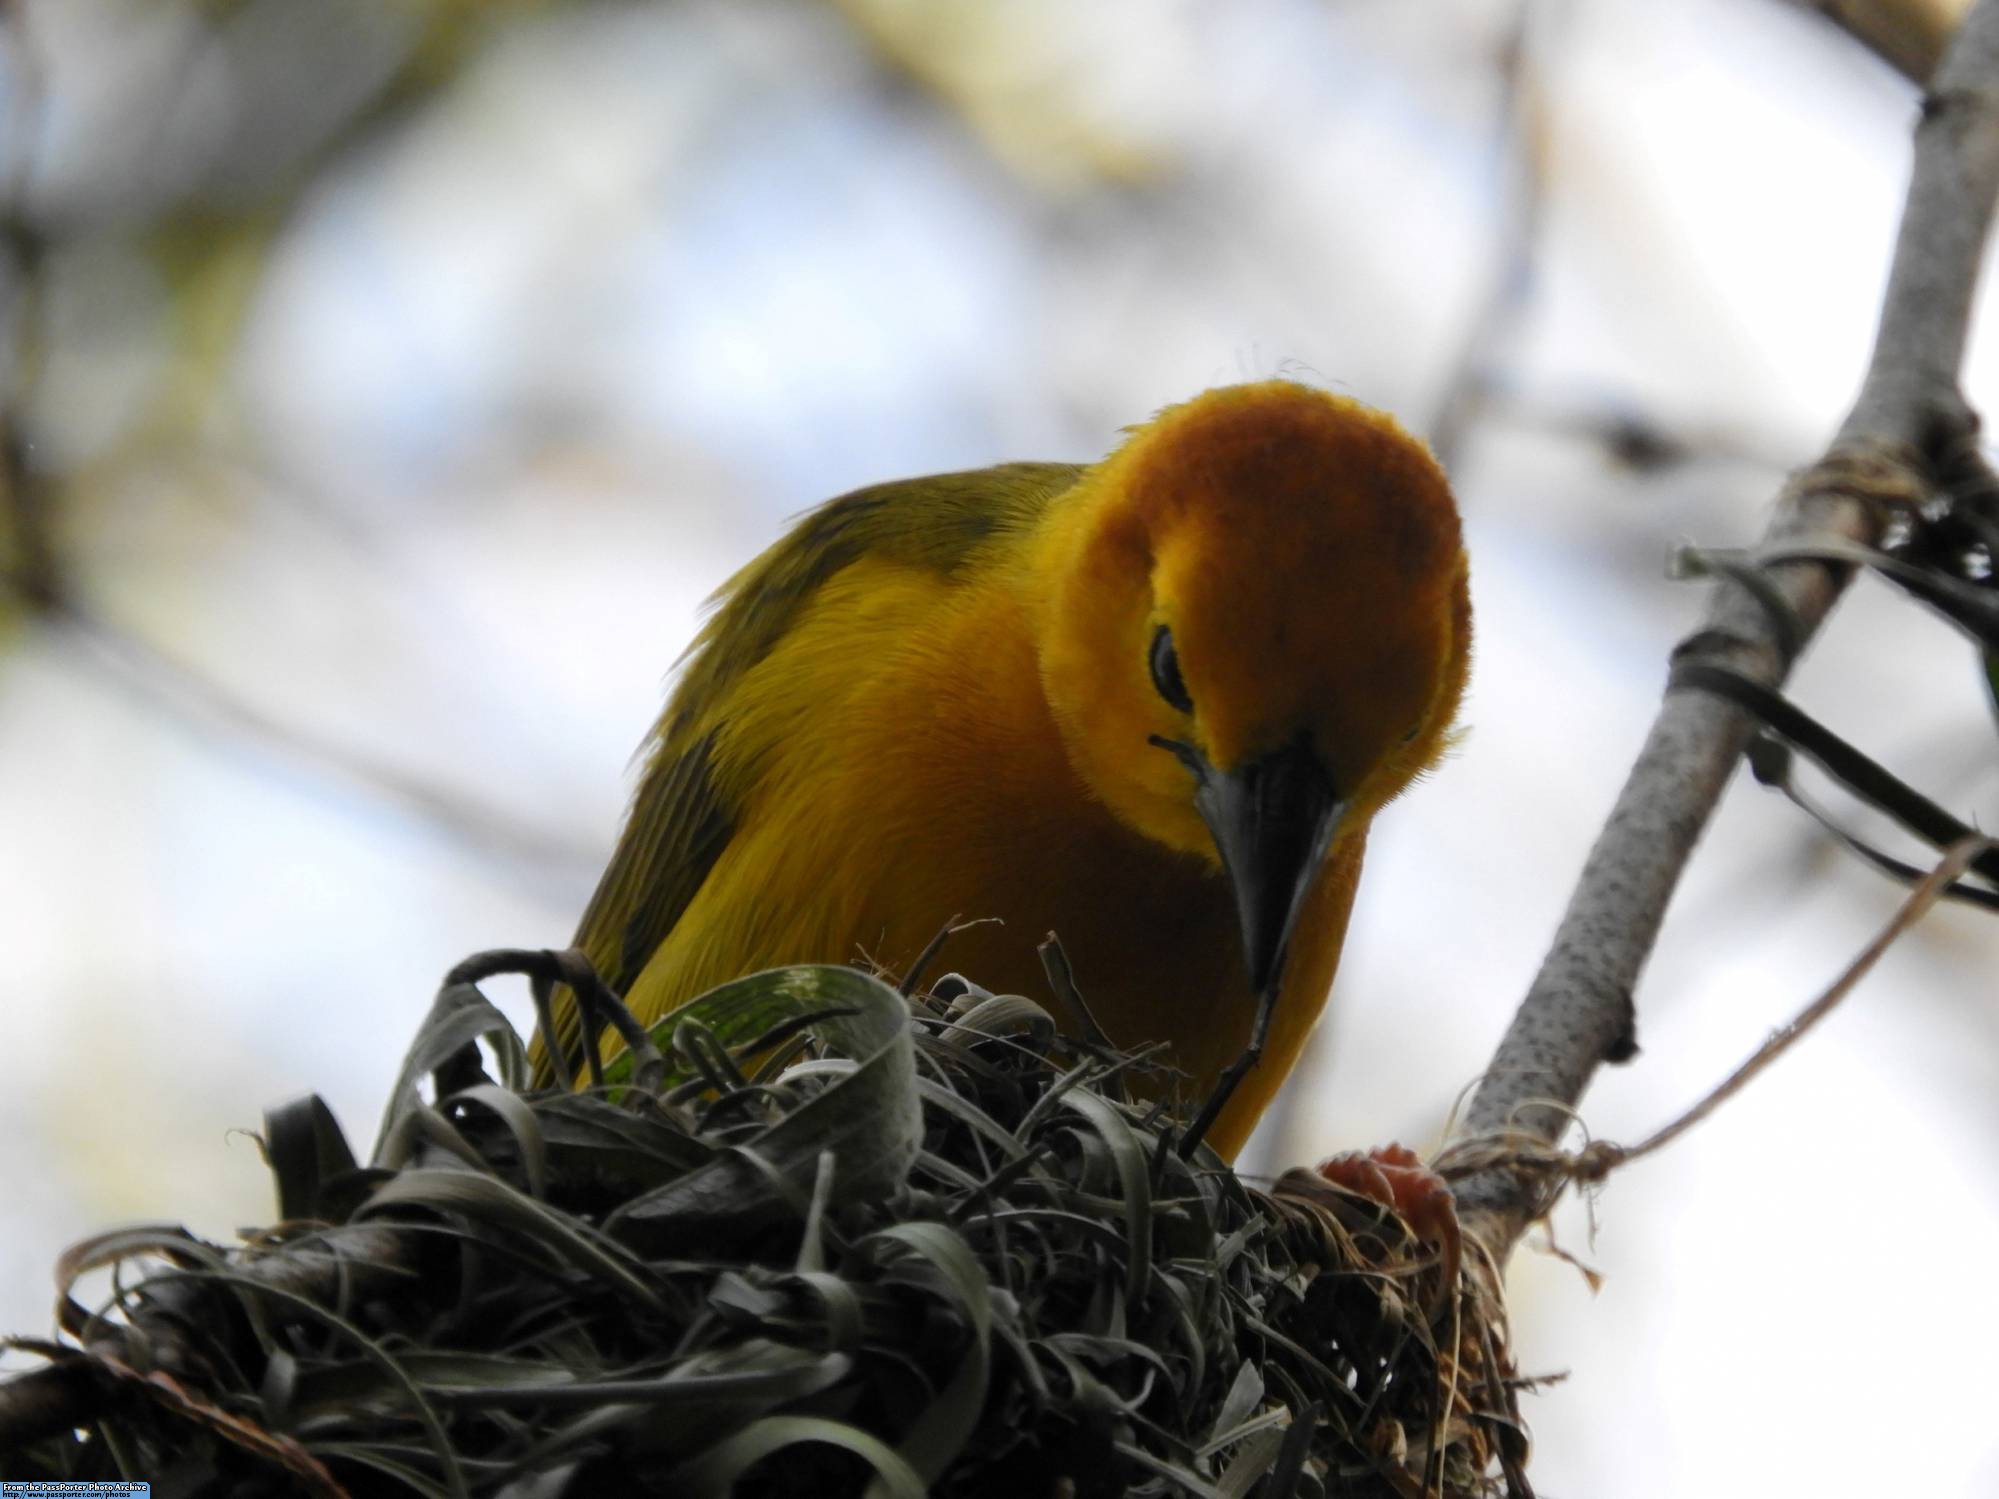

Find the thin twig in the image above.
[
  {"left": 1572, "top": 836, "right": 1988, "bottom": 1180},
  {"left": 1474, "top": 383, "right": 1798, "bottom": 475},
  {"left": 1037, "top": 932, "right": 1115, "bottom": 1050},
  {"left": 900, "top": 914, "right": 981, "bottom": 997},
  {"left": 1426, "top": 0, "right": 1551, "bottom": 474},
  {"left": 1449, "top": 0, "right": 1999, "bottom": 1258},
  {"left": 1442, "top": 837, "right": 1984, "bottom": 1210},
  {"left": 46, "top": 597, "right": 596, "bottom": 874}
]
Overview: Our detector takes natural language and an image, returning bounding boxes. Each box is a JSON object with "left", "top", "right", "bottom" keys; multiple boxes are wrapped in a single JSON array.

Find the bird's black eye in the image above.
[{"left": 1149, "top": 624, "right": 1193, "bottom": 713}]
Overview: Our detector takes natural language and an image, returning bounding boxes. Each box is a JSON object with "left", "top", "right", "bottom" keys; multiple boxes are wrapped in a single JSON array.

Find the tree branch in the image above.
[
  {"left": 1425, "top": 0, "right": 1548, "bottom": 476},
  {"left": 1445, "top": 0, "right": 1999, "bottom": 1258}
]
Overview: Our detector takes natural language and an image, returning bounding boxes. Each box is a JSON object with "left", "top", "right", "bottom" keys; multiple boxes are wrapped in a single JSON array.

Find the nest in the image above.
[{"left": 2, "top": 948, "right": 1529, "bottom": 1497}]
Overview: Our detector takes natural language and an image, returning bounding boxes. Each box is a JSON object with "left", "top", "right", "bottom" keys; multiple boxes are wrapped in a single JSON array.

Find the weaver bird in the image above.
[{"left": 534, "top": 380, "right": 1470, "bottom": 1159}]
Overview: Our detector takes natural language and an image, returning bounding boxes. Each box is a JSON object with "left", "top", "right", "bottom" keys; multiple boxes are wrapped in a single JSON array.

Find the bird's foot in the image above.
[{"left": 1314, "top": 1143, "right": 1462, "bottom": 1319}]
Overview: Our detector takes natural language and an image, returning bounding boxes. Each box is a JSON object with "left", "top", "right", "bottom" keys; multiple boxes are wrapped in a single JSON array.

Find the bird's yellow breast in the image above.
[{"left": 625, "top": 554, "right": 1048, "bottom": 1010}]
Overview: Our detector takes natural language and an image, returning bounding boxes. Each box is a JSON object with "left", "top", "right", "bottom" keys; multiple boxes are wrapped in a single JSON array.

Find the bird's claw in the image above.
[{"left": 1314, "top": 1143, "right": 1463, "bottom": 1318}]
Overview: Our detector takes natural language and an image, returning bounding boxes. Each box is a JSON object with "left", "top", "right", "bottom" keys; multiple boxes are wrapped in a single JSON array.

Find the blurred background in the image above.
[{"left": 3, "top": 0, "right": 1997, "bottom": 1491}]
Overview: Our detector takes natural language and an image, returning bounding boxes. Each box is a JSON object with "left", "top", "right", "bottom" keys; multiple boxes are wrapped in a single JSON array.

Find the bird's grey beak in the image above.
[{"left": 1184, "top": 736, "right": 1345, "bottom": 995}]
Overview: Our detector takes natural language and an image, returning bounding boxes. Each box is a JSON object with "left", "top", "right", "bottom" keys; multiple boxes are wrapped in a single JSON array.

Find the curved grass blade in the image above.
[
  {"left": 858, "top": 1220, "right": 993, "bottom": 1489},
  {"left": 374, "top": 978, "right": 526, "bottom": 1168},
  {"left": 1060, "top": 1089, "right": 1155, "bottom": 1311},
  {"left": 361, "top": 1168, "right": 662, "bottom": 1312},
  {"left": 607, "top": 968, "right": 919, "bottom": 1252},
  {"left": 263, "top": 1096, "right": 358, "bottom": 1224},
  {"left": 1673, "top": 660, "right": 1999, "bottom": 886}
]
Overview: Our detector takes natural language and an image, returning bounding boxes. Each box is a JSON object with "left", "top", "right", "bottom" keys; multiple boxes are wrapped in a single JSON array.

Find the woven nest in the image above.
[{"left": 2, "top": 947, "right": 1529, "bottom": 1497}]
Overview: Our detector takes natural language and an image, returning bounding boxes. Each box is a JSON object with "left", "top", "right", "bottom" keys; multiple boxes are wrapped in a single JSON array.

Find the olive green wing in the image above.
[
  {"left": 661, "top": 461, "right": 1086, "bottom": 740},
  {"left": 529, "top": 460, "right": 1085, "bottom": 1086}
]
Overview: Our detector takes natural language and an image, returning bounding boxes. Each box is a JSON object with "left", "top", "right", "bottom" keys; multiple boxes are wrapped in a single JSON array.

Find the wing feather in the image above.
[{"left": 529, "top": 461, "right": 1084, "bottom": 1085}]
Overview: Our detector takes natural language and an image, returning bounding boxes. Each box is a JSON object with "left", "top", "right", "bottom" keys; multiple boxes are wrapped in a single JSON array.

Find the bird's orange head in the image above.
[{"left": 1036, "top": 380, "right": 1470, "bottom": 993}]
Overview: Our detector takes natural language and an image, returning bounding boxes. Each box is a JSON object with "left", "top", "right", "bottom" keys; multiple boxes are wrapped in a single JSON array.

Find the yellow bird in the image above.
[{"left": 534, "top": 380, "right": 1470, "bottom": 1160}]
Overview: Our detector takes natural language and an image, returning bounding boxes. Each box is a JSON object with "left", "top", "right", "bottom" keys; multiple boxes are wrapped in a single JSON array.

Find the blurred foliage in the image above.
[
  {"left": 0, "top": 0, "right": 1190, "bottom": 617},
  {"left": 0, "top": 0, "right": 573, "bottom": 607},
  {"left": 830, "top": 0, "right": 1181, "bottom": 191}
]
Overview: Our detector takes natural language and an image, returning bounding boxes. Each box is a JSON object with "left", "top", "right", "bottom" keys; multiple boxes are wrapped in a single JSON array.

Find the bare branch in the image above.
[{"left": 1448, "top": 0, "right": 1999, "bottom": 1257}]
